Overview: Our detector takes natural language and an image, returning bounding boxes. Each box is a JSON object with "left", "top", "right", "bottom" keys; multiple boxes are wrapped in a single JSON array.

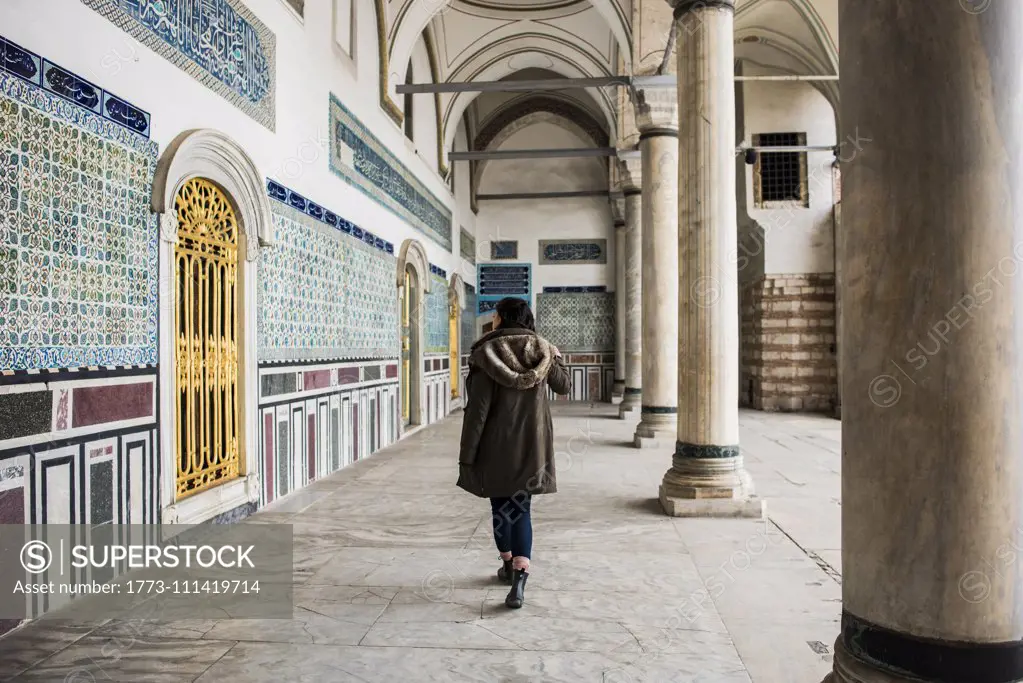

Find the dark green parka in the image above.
[{"left": 456, "top": 327, "right": 572, "bottom": 498}]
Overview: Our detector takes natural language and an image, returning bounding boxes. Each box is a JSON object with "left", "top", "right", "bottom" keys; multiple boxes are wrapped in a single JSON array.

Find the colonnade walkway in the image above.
[{"left": 0, "top": 404, "right": 842, "bottom": 682}]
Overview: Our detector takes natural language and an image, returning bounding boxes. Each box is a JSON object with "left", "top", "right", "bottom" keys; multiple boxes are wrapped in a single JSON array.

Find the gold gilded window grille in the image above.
[
  {"left": 401, "top": 267, "right": 413, "bottom": 425},
  {"left": 174, "top": 178, "right": 241, "bottom": 500},
  {"left": 449, "top": 301, "right": 459, "bottom": 399}
]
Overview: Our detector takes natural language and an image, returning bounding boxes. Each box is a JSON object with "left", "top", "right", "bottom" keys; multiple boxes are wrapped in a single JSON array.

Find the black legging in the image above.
[{"left": 490, "top": 494, "right": 532, "bottom": 560}]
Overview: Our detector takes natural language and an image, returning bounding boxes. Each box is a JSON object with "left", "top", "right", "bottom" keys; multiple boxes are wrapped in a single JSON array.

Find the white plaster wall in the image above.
[
  {"left": 409, "top": 36, "right": 439, "bottom": 173},
  {"left": 452, "top": 122, "right": 478, "bottom": 286},
  {"left": 5, "top": 0, "right": 458, "bottom": 273},
  {"left": 475, "top": 122, "right": 612, "bottom": 296},
  {"left": 741, "top": 79, "right": 837, "bottom": 275}
]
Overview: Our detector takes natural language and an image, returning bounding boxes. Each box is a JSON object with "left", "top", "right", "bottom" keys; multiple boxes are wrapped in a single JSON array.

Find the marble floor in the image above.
[{"left": 0, "top": 403, "right": 842, "bottom": 682}]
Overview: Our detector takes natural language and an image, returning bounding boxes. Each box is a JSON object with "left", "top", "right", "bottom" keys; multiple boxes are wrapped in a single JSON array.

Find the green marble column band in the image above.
[
  {"left": 642, "top": 406, "right": 678, "bottom": 414},
  {"left": 624, "top": 387, "right": 642, "bottom": 396},
  {"left": 638, "top": 129, "right": 679, "bottom": 141},
  {"left": 675, "top": 441, "right": 740, "bottom": 459}
]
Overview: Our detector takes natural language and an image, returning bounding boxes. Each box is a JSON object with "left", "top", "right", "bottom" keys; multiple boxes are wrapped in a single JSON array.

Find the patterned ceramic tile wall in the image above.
[
  {"left": 535, "top": 292, "right": 615, "bottom": 352},
  {"left": 329, "top": 94, "right": 452, "bottom": 250},
  {"left": 81, "top": 0, "right": 276, "bottom": 129},
  {"left": 0, "top": 63, "right": 158, "bottom": 371},
  {"left": 258, "top": 193, "right": 399, "bottom": 362},
  {"left": 425, "top": 272, "right": 449, "bottom": 354}
]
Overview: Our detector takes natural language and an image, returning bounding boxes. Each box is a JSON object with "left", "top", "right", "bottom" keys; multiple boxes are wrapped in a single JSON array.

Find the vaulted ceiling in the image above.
[{"left": 381, "top": 0, "right": 838, "bottom": 170}]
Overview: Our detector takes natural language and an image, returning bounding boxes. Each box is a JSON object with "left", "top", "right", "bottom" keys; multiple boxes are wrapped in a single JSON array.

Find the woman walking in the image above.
[{"left": 457, "top": 297, "right": 571, "bottom": 608}]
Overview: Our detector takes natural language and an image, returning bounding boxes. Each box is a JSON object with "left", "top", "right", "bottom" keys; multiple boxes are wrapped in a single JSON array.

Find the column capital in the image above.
[
  {"left": 667, "top": 0, "right": 734, "bottom": 20},
  {"left": 633, "top": 87, "right": 679, "bottom": 135},
  {"left": 617, "top": 156, "right": 643, "bottom": 193},
  {"left": 610, "top": 194, "right": 627, "bottom": 225}
]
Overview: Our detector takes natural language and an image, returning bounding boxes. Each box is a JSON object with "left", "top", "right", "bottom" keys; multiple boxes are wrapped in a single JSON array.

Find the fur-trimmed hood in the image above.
[{"left": 469, "top": 328, "right": 556, "bottom": 390}]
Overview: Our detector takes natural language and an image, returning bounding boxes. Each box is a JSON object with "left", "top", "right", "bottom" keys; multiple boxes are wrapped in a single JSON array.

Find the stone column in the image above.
[
  {"left": 827, "top": 3, "right": 1023, "bottom": 682},
  {"left": 633, "top": 89, "right": 679, "bottom": 447},
  {"left": 618, "top": 157, "right": 643, "bottom": 419},
  {"left": 659, "top": 0, "right": 763, "bottom": 517},
  {"left": 612, "top": 197, "right": 627, "bottom": 404}
]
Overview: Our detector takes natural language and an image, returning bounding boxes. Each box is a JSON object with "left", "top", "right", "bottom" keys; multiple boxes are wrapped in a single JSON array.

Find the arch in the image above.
[
  {"left": 471, "top": 95, "right": 609, "bottom": 202},
  {"left": 151, "top": 128, "right": 272, "bottom": 261},
  {"left": 441, "top": 46, "right": 617, "bottom": 159},
  {"left": 396, "top": 238, "right": 432, "bottom": 293},
  {"left": 374, "top": 0, "right": 404, "bottom": 125},
  {"left": 448, "top": 272, "right": 468, "bottom": 311},
  {"left": 153, "top": 128, "right": 265, "bottom": 525},
  {"left": 386, "top": 0, "right": 632, "bottom": 102}
]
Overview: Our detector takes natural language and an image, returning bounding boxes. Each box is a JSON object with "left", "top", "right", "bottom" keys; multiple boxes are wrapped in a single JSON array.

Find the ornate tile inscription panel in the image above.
[
  {"left": 81, "top": 0, "right": 276, "bottom": 129},
  {"left": 538, "top": 239, "right": 608, "bottom": 265},
  {"left": 535, "top": 292, "right": 615, "bottom": 353},
  {"left": 460, "top": 227, "right": 475, "bottom": 264},
  {"left": 259, "top": 186, "right": 399, "bottom": 363},
  {"left": 329, "top": 94, "right": 452, "bottom": 250},
  {"left": 0, "top": 65, "right": 158, "bottom": 372}
]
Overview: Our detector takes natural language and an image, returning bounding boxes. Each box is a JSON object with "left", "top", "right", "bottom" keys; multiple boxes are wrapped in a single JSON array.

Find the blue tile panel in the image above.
[
  {"left": 477, "top": 264, "right": 530, "bottom": 297},
  {"left": 81, "top": 0, "right": 276, "bottom": 130},
  {"left": 266, "top": 179, "right": 394, "bottom": 255},
  {"left": 460, "top": 227, "right": 475, "bottom": 264},
  {"left": 259, "top": 181, "right": 400, "bottom": 362},
  {"left": 542, "top": 286, "right": 608, "bottom": 293},
  {"left": 0, "top": 35, "right": 151, "bottom": 137},
  {"left": 329, "top": 94, "right": 452, "bottom": 250},
  {"left": 491, "top": 241, "right": 517, "bottom": 260},
  {"left": 425, "top": 273, "right": 449, "bottom": 354},
  {"left": 538, "top": 239, "right": 608, "bottom": 265},
  {"left": 0, "top": 64, "right": 159, "bottom": 371},
  {"left": 536, "top": 292, "right": 615, "bottom": 352},
  {"left": 461, "top": 283, "right": 477, "bottom": 351}
]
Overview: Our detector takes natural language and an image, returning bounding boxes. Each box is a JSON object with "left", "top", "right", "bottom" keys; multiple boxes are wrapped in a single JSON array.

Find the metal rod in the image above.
[
  {"left": 397, "top": 73, "right": 835, "bottom": 94},
  {"left": 738, "top": 145, "right": 837, "bottom": 153},
  {"left": 477, "top": 190, "right": 609, "bottom": 200},
  {"left": 734, "top": 75, "right": 839, "bottom": 81},
  {"left": 397, "top": 77, "right": 633, "bottom": 94},
  {"left": 448, "top": 147, "right": 617, "bottom": 161}
]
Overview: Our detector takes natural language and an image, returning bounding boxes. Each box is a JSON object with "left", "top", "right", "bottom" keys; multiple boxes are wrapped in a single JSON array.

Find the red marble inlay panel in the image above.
[
  {"left": 304, "top": 370, "right": 331, "bottom": 390},
  {"left": 588, "top": 369, "right": 601, "bottom": 401},
  {"left": 264, "top": 413, "right": 274, "bottom": 503},
  {"left": 307, "top": 415, "right": 316, "bottom": 483},
  {"left": 0, "top": 487, "right": 25, "bottom": 524},
  {"left": 353, "top": 404, "right": 359, "bottom": 461},
  {"left": 55, "top": 389, "right": 69, "bottom": 430},
  {"left": 72, "top": 382, "right": 153, "bottom": 428},
  {"left": 338, "top": 367, "right": 360, "bottom": 385},
  {"left": 385, "top": 364, "right": 398, "bottom": 379}
]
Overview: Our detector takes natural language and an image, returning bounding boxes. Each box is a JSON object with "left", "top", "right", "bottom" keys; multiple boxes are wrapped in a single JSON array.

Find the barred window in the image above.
[{"left": 753, "top": 132, "right": 808, "bottom": 208}]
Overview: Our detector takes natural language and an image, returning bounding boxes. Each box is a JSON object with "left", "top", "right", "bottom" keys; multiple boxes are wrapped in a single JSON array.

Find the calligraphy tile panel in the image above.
[
  {"left": 81, "top": 0, "right": 276, "bottom": 130},
  {"left": 535, "top": 292, "right": 615, "bottom": 353},
  {"left": 329, "top": 94, "right": 452, "bottom": 250},
  {"left": 460, "top": 227, "right": 475, "bottom": 264},
  {"left": 0, "top": 69, "right": 158, "bottom": 372},
  {"left": 538, "top": 239, "right": 608, "bottom": 265},
  {"left": 258, "top": 200, "right": 399, "bottom": 363}
]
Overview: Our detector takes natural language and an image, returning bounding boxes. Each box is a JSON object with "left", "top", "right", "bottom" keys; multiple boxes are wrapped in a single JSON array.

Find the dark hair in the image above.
[{"left": 495, "top": 297, "right": 535, "bottom": 332}]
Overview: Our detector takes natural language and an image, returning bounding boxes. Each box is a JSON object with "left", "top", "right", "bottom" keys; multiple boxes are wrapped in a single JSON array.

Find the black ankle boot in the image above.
[
  {"left": 497, "top": 559, "right": 513, "bottom": 584},
  {"left": 505, "top": 569, "right": 528, "bottom": 608}
]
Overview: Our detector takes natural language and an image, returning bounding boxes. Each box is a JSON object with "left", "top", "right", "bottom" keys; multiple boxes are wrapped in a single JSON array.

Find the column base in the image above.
[
  {"left": 826, "top": 636, "right": 920, "bottom": 683},
  {"left": 659, "top": 484, "right": 766, "bottom": 518},
  {"left": 633, "top": 416, "right": 676, "bottom": 448},
  {"left": 610, "top": 394, "right": 624, "bottom": 405},
  {"left": 618, "top": 390, "right": 642, "bottom": 419}
]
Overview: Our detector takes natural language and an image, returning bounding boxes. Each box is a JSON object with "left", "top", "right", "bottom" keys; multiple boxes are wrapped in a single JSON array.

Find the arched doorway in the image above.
[
  {"left": 396, "top": 239, "right": 430, "bottom": 428},
  {"left": 173, "top": 178, "right": 240, "bottom": 499},
  {"left": 448, "top": 273, "right": 467, "bottom": 403},
  {"left": 400, "top": 264, "right": 421, "bottom": 427}
]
